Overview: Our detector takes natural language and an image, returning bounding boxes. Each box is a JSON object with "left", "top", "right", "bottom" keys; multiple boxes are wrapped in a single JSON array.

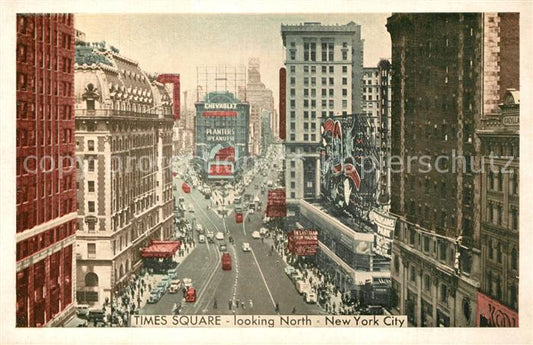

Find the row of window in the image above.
[
  {"left": 290, "top": 65, "right": 350, "bottom": 74},
  {"left": 16, "top": 220, "right": 75, "bottom": 262},
  {"left": 17, "top": 72, "right": 73, "bottom": 97},
  {"left": 17, "top": 101, "right": 73, "bottom": 122},
  {"left": 290, "top": 41, "right": 349, "bottom": 61}
]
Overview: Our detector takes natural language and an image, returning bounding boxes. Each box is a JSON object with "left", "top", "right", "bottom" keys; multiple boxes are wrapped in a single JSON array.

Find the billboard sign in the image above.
[
  {"left": 477, "top": 292, "right": 518, "bottom": 327},
  {"left": 287, "top": 230, "right": 318, "bottom": 256}
]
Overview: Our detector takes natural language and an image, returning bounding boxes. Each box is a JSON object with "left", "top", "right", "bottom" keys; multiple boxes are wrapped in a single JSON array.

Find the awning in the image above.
[{"left": 141, "top": 240, "right": 181, "bottom": 258}]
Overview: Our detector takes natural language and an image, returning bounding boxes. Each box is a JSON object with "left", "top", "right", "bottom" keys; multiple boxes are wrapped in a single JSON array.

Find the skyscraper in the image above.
[
  {"left": 387, "top": 13, "right": 519, "bottom": 327},
  {"left": 16, "top": 14, "right": 77, "bottom": 327},
  {"left": 281, "top": 21, "right": 364, "bottom": 200}
]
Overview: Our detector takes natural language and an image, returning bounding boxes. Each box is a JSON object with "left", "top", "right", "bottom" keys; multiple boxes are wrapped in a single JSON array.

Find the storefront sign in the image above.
[
  {"left": 477, "top": 292, "right": 518, "bottom": 327},
  {"left": 204, "top": 103, "right": 237, "bottom": 110},
  {"left": 502, "top": 116, "right": 519, "bottom": 126},
  {"left": 288, "top": 230, "right": 318, "bottom": 256},
  {"left": 206, "top": 128, "right": 235, "bottom": 142}
]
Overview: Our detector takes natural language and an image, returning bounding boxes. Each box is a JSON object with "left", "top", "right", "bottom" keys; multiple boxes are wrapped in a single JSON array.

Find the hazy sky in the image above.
[{"left": 75, "top": 13, "right": 391, "bottom": 109}]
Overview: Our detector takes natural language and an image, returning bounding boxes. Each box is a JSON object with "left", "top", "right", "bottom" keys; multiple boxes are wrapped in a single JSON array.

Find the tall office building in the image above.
[
  {"left": 281, "top": 21, "right": 364, "bottom": 200},
  {"left": 239, "top": 58, "right": 276, "bottom": 156},
  {"left": 387, "top": 13, "right": 519, "bottom": 327},
  {"left": 74, "top": 38, "right": 174, "bottom": 306},
  {"left": 16, "top": 14, "right": 77, "bottom": 327}
]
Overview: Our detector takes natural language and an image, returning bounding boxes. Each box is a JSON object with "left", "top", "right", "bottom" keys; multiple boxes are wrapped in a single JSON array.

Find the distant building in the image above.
[
  {"left": 194, "top": 91, "right": 250, "bottom": 180},
  {"left": 476, "top": 89, "right": 519, "bottom": 327},
  {"left": 16, "top": 14, "right": 77, "bottom": 327},
  {"left": 387, "top": 13, "right": 519, "bottom": 327},
  {"left": 281, "top": 21, "right": 364, "bottom": 200},
  {"left": 238, "top": 58, "right": 276, "bottom": 156},
  {"left": 74, "top": 37, "right": 174, "bottom": 306}
]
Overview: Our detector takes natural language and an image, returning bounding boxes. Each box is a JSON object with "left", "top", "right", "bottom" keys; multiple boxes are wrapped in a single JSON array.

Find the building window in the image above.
[
  {"left": 88, "top": 201, "right": 95, "bottom": 213},
  {"left": 424, "top": 237, "right": 430, "bottom": 252},
  {"left": 342, "top": 77, "right": 347, "bottom": 85},
  {"left": 342, "top": 89, "right": 347, "bottom": 96},
  {"left": 290, "top": 88, "right": 295, "bottom": 97},
  {"left": 439, "top": 241, "right": 447, "bottom": 261},
  {"left": 321, "top": 42, "right": 334, "bottom": 61},
  {"left": 88, "top": 181, "right": 95, "bottom": 192},
  {"left": 342, "top": 50, "right": 347, "bottom": 60},
  {"left": 440, "top": 284, "right": 447, "bottom": 303},
  {"left": 290, "top": 77, "right": 295, "bottom": 86},
  {"left": 290, "top": 50, "right": 296, "bottom": 60},
  {"left": 410, "top": 266, "right": 415, "bottom": 282},
  {"left": 88, "top": 221, "right": 95, "bottom": 232},
  {"left": 424, "top": 275, "right": 430, "bottom": 291},
  {"left": 290, "top": 66, "right": 295, "bottom": 73},
  {"left": 511, "top": 247, "right": 517, "bottom": 270},
  {"left": 497, "top": 243, "right": 502, "bottom": 263},
  {"left": 329, "top": 89, "right": 334, "bottom": 97},
  {"left": 322, "top": 66, "right": 327, "bottom": 73},
  {"left": 342, "top": 66, "right": 347, "bottom": 73},
  {"left": 88, "top": 140, "right": 95, "bottom": 151},
  {"left": 329, "top": 77, "right": 334, "bottom": 85},
  {"left": 329, "top": 66, "right": 334, "bottom": 73},
  {"left": 87, "top": 243, "right": 96, "bottom": 258}
]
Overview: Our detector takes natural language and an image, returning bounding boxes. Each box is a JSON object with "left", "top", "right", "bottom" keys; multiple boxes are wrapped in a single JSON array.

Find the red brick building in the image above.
[{"left": 16, "top": 14, "right": 77, "bottom": 327}]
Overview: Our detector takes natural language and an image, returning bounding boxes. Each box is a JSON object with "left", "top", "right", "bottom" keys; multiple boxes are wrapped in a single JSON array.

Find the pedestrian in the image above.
[
  {"left": 275, "top": 302, "right": 279, "bottom": 313},
  {"left": 241, "top": 300, "right": 245, "bottom": 309},
  {"left": 236, "top": 299, "right": 240, "bottom": 309},
  {"left": 213, "top": 299, "right": 217, "bottom": 309},
  {"left": 249, "top": 299, "right": 253, "bottom": 308},
  {"left": 292, "top": 306, "right": 296, "bottom": 314},
  {"left": 228, "top": 299, "right": 232, "bottom": 310}
]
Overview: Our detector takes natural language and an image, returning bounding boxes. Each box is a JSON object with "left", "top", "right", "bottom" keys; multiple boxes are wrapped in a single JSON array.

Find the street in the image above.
[{"left": 141, "top": 150, "right": 323, "bottom": 315}]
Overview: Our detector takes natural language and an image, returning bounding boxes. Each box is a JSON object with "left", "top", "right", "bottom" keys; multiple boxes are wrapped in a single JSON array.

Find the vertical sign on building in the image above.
[
  {"left": 279, "top": 67, "right": 286, "bottom": 140},
  {"left": 157, "top": 74, "right": 181, "bottom": 120}
]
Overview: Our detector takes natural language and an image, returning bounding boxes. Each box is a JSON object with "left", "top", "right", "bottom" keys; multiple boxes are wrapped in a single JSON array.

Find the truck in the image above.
[{"left": 221, "top": 253, "right": 232, "bottom": 270}]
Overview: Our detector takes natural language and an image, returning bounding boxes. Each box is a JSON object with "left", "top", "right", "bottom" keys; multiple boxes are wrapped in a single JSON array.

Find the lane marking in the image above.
[
  {"left": 250, "top": 248, "right": 276, "bottom": 308},
  {"left": 192, "top": 245, "right": 221, "bottom": 314}
]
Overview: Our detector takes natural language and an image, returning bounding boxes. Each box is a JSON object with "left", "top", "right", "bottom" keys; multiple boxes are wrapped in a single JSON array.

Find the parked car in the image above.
[
  {"left": 216, "top": 232, "right": 224, "bottom": 241},
  {"left": 251, "top": 231, "right": 261, "bottom": 239},
  {"left": 242, "top": 242, "right": 251, "bottom": 252},
  {"left": 296, "top": 280, "right": 312, "bottom": 295},
  {"left": 196, "top": 224, "right": 204, "bottom": 234},
  {"left": 76, "top": 304, "right": 90, "bottom": 319},
  {"left": 284, "top": 266, "right": 296, "bottom": 276},
  {"left": 87, "top": 308, "right": 105, "bottom": 323},
  {"left": 305, "top": 292, "right": 317, "bottom": 304},
  {"left": 259, "top": 227, "right": 268, "bottom": 236},
  {"left": 182, "top": 278, "right": 193, "bottom": 289},
  {"left": 199, "top": 235, "right": 206, "bottom": 243},
  {"left": 168, "top": 280, "right": 181, "bottom": 294}
]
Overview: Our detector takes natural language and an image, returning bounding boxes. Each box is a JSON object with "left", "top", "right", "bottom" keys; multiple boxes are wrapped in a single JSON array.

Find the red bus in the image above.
[
  {"left": 182, "top": 183, "right": 191, "bottom": 193},
  {"left": 235, "top": 213, "right": 243, "bottom": 223},
  {"left": 185, "top": 287, "right": 197, "bottom": 302},
  {"left": 221, "top": 253, "right": 232, "bottom": 270}
]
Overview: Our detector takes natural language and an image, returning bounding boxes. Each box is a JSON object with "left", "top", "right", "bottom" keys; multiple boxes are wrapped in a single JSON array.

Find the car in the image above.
[
  {"left": 219, "top": 243, "right": 227, "bottom": 252},
  {"left": 76, "top": 304, "right": 90, "bottom": 319},
  {"left": 284, "top": 266, "right": 296, "bottom": 276},
  {"left": 216, "top": 232, "right": 224, "bottom": 241},
  {"left": 305, "top": 292, "right": 317, "bottom": 304},
  {"left": 198, "top": 235, "right": 206, "bottom": 243},
  {"left": 248, "top": 209, "right": 255, "bottom": 215},
  {"left": 251, "top": 231, "right": 261, "bottom": 239},
  {"left": 242, "top": 242, "right": 251, "bottom": 252},
  {"left": 196, "top": 224, "right": 204, "bottom": 234},
  {"left": 168, "top": 281, "right": 181, "bottom": 294},
  {"left": 87, "top": 308, "right": 105, "bottom": 322},
  {"left": 188, "top": 205, "right": 195, "bottom": 213},
  {"left": 182, "top": 278, "right": 193, "bottom": 289},
  {"left": 259, "top": 227, "right": 268, "bottom": 235}
]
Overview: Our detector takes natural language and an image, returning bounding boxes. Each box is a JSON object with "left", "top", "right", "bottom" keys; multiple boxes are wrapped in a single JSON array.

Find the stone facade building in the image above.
[
  {"left": 476, "top": 89, "right": 519, "bottom": 327},
  {"left": 281, "top": 21, "right": 364, "bottom": 200},
  {"left": 74, "top": 38, "right": 174, "bottom": 306}
]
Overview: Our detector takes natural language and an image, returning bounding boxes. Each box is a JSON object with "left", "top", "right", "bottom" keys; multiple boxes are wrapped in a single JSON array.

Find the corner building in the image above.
[
  {"left": 387, "top": 13, "right": 519, "bottom": 327},
  {"left": 281, "top": 22, "right": 364, "bottom": 200},
  {"left": 16, "top": 14, "right": 77, "bottom": 327},
  {"left": 476, "top": 90, "right": 519, "bottom": 327},
  {"left": 74, "top": 39, "right": 174, "bottom": 306}
]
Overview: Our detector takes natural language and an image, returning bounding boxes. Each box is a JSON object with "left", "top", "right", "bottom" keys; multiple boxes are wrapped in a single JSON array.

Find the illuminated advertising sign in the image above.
[
  {"left": 477, "top": 293, "right": 518, "bottom": 327},
  {"left": 287, "top": 230, "right": 318, "bottom": 256},
  {"left": 369, "top": 209, "right": 396, "bottom": 259},
  {"left": 320, "top": 115, "right": 378, "bottom": 213},
  {"left": 195, "top": 92, "right": 249, "bottom": 179}
]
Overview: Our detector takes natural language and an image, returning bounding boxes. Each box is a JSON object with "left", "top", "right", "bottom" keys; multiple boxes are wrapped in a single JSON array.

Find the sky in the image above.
[{"left": 75, "top": 13, "right": 391, "bottom": 110}]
